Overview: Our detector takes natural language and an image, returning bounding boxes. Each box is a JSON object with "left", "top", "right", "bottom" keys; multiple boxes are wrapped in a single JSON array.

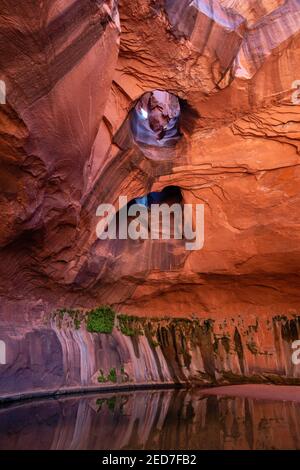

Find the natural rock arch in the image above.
[{"left": 130, "top": 90, "right": 181, "bottom": 146}]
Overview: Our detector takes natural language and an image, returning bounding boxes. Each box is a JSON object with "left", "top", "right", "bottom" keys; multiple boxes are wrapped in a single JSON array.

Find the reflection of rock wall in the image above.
[
  {"left": 1, "top": 388, "right": 300, "bottom": 450},
  {"left": 1, "top": 309, "right": 300, "bottom": 400}
]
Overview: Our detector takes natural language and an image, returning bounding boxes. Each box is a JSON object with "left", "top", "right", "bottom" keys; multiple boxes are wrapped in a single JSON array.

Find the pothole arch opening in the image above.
[
  {"left": 112, "top": 186, "right": 184, "bottom": 241},
  {"left": 130, "top": 185, "right": 183, "bottom": 209},
  {"left": 130, "top": 91, "right": 181, "bottom": 147}
]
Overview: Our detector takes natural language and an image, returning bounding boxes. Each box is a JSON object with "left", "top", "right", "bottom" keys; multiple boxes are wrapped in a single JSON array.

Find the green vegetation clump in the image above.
[
  {"left": 118, "top": 314, "right": 144, "bottom": 337},
  {"left": 56, "top": 308, "right": 67, "bottom": 320},
  {"left": 143, "top": 322, "right": 160, "bottom": 348},
  {"left": 52, "top": 308, "right": 83, "bottom": 330},
  {"left": 67, "top": 309, "right": 82, "bottom": 330},
  {"left": 120, "top": 366, "right": 130, "bottom": 383},
  {"left": 149, "top": 338, "right": 160, "bottom": 348},
  {"left": 87, "top": 306, "right": 116, "bottom": 334},
  {"left": 97, "top": 370, "right": 107, "bottom": 383},
  {"left": 97, "top": 368, "right": 117, "bottom": 384},
  {"left": 107, "top": 368, "right": 117, "bottom": 383}
]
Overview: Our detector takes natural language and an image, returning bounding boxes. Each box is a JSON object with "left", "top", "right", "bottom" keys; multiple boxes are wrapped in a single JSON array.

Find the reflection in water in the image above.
[{"left": 1, "top": 388, "right": 300, "bottom": 450}]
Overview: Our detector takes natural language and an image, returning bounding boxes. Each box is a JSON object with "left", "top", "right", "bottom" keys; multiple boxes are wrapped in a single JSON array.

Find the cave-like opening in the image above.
[
  {"left": 113, "top": 186, "right": 184, "bottom": 240},
  {"left": 130, "top": 185, "right": 183, "bottom": 209},
  {"left": 130, "top": 91, "right": 181, "bottom": 146}
]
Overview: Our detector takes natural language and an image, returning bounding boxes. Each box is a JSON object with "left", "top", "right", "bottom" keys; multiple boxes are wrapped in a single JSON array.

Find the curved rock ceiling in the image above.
[{"left": 0, "top": 0, "right": 300, "bottom": 317}]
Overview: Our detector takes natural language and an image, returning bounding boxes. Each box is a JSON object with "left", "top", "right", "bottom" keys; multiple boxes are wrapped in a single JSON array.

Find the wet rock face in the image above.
[
  {"left": 1, "top": 310, "right": 300, "bottom": 399},
  {"left": 0, "top": 1, "right": 300, "bottom": 319}
]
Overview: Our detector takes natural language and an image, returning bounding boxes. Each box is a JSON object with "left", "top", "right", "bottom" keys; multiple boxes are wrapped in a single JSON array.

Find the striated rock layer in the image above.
[
  {"left": 1, "top": 1, "right": 300, "bottom": 393},
  {"left": 1, "top": 307, "right": 300, "bottom": 400}
]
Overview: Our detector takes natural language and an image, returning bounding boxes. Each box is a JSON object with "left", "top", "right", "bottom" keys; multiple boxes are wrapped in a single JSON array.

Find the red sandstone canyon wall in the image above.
[
  {"left": 1, "top": 308, "right": 300, "bottom": 401},
  {"left": 1, "top": 1, "right": 300, "bottom": 395},
  {"left": 1, "top": 1, "right": 300, "bottom": 315}
]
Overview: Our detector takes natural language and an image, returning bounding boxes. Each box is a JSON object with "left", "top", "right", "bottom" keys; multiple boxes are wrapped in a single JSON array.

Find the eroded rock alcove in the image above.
[{"left": 1, "top": 0, "right": 300, "bottom": 397}]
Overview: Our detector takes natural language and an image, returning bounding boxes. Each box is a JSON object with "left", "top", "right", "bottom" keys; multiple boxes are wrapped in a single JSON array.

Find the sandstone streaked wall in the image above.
[
  {"left": 1, "top": 308, "right": 300, "bottom": 400},
  {"left": 1, "top": 1, "right": 300, "bottom": 317}
]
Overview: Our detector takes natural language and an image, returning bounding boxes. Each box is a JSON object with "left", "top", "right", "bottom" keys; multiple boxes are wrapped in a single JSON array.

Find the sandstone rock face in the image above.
[
  {"left": 1, "top": 309, "right": 300, "bottom": 400},
  {"left": 1, "top": 1, "right": 300, "bottom": 394}
]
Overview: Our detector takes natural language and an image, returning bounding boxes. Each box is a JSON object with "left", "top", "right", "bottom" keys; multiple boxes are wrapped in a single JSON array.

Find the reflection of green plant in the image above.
[
  {"left": 87, "top": 306, "right": 116, "bottom": 334},
  {"left": 107, "top": 397, "right": 116, "bottom": 411},
  {"left": 96, "top": 398, "right": 105, "bottom": 410},
  {"left": 96, "top": 397, "right": 116, "bottom": 412},
  {"left": 118, "top": 314, "right": 144, "bottom": 336}
]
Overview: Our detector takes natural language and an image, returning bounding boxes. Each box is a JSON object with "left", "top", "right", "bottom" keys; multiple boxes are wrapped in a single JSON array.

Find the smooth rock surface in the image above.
[
  {"left": 1, "top": 387, "right": 300, "bottom": 449},
  {"left": 1, "top": 308, "right": 300, "bottom": 399}
]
